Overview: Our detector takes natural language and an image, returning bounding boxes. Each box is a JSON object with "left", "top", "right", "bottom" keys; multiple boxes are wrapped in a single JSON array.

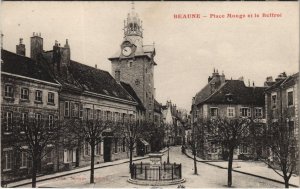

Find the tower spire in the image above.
[
  {"left": 131, "top": 1, "right": 135, "bottom": 12},
  {"left": 123, "top": 1, "right": 143, "bottom": 38}
]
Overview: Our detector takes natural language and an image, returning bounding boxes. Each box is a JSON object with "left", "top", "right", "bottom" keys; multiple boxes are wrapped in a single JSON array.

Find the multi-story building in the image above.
[
  {"left": 264, "top": 72, "right": 299, "bottom": 171},
  {"left": 36, "top": 34, "right": 142, "bottom": 168},
  {"left": 1, "top": 43, "right": 60, "bottom": 182},
  {"left": 191, "top": 70, "right": 266, "bottom": 160},
  {"left": 108, "top": 5, "right": 157, "bottom": 123}
]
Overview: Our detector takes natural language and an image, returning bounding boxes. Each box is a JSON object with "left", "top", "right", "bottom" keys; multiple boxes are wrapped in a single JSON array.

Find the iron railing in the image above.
[{"left": 130, "top": 162, "right": 182, "bottom": 181}]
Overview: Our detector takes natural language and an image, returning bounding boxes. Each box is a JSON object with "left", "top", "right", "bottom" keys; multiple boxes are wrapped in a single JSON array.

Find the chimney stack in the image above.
[
  {"left": 16, "top": 38, "right": 26, "bottom": 56},
  {"left": 30, "top": 32, "right": 43, "bottom": 61},
  {"left": 115, "top": 70, "right": 121, "bottom": 84}
]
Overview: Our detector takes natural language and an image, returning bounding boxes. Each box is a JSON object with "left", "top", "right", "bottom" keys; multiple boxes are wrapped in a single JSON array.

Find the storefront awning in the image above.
[{"left": 140, "top": 138, "right": 149, "bottom": 146}]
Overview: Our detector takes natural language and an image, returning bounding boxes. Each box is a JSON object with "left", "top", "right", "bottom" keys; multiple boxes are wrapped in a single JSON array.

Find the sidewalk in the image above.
[
  {"left": 184, "top": 149, "right": 299, "bottom": 187},
  {"left": 7, "top": 148, "right": 168, "bottom": 188}
]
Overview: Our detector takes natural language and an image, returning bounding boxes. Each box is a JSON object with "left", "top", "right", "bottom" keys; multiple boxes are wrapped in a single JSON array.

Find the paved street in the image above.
[{"left": 15, "top": 146, "right": 298, "bottom": 188}]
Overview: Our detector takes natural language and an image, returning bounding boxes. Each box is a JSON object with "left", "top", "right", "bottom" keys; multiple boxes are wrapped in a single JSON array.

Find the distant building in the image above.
[
  {"left": 191, "top": 69, "right": 266, "bottom": 160},
  {"left": 162, "top": 101, "right": 188, "bottom": 146}
]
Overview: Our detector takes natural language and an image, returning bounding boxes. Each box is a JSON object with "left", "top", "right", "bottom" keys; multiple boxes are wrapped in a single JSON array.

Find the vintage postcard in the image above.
[{"left": 1, "top": 1, "right": 299, "bottom": 188}]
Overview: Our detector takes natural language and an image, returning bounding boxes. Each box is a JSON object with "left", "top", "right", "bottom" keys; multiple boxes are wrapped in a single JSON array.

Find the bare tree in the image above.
[
  {"left": 65, "top": 118, "right": 113, "bottom": 184},
  {"left": 11, "top": 116, "right": 62, "bottom": 188},
  {"left": 188, "top": 121, "right": 202, "bottom": 175},
  {"left": 207, "top": 117, "right": 252, "bottom": 187},
  {"left": 257, "top": 114, "right": 298, "bottom": 188}
]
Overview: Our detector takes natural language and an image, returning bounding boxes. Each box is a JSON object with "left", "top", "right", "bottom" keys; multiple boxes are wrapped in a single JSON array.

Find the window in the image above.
[
  {"left": 4, "top": 85, "right": 13, "bottom": 98},
  {"left": 64, "top": 149, "right": 73, "bottom": 163},
  {"left": 79, "top": 104, "right": 83, "bottom": 118},
  {"left": 122, "top": 138, "right": 126, "bottom": 152},
  {"left": 287, "top": 91, "right": 294, "bottom": 106},
  {"left": 48, "top": 115, "right": 54, "bottom": 129},
  {"left": 227, "top": 107, "right": 235, "bottom": 117},
  {"left": 114, "top": 112, "right": 119, "bottom": 122},
  {"left": 114, "top": 138, "right": 118, "bottom": 153},
  {"left": 86, "top": 108, "right": 93, "bottom": 120},
  {"left": 210, "top": 108, "right": 218, "bottom": 117},
  {"left": 20, "top": 88, "right": 29, "bottom": 100},
  {"left": 84, "top": 142, "right": 90, "bottom": 156},
  {"left": 209, "top": 143, "right": 217, "bottom": 153},
  {"left": 6, "top": 112, "right": 13, "bottom": 131},
  {"left": 95, "top": 143, "right": 101, "bottom": 155},
  {"left": 35, "top": 113, "right": 42, "bottom": 123},
  {"left": 71, "top": 102, "right": 79, "bottom": 117},
  {"left": 289, "top": 121, "right": 295, "bottom": 136},
  {"left": 128, "top": 61, "right": 133, "bottom": 67},
  {"left": 48, "top": 92, "right": 55, "bottom": 104},
  {"left": 3, "top": 149, "right": 13, "bottom": 171},
  {"left": 45, "top": 149, "right": 53, "bottom": 164},
  {"left": 240, "top": 145, "right": 248, "bottom": 154},
  {"left": 35, "top": 90, "right": 42, "bottom": 102},
  {"left": 21, "top": 112, "right": 28, "bottom": 124},
  {"left": 240, "top": 107, "right": 251, "bottom": 117},
  {"left": 103, "top": 111, "right": 107, "bottom": 121},
  {"left": 97, "top": 110, "right": 102, "bottom": 120},
  {"left": 271, "top": 94, "right": 277, "bottom": 108},
  {"left": 64, "top": 101, "right": 70, "bottom": 117},
  {"left": 254, "top": 108, "right": 263, "bottom": 118},
  {"left": 21, "top": 151, "right": 28, "bottom": 168},
  {"left": 107, "top": 111, "right": 111, "bottom": 121}
]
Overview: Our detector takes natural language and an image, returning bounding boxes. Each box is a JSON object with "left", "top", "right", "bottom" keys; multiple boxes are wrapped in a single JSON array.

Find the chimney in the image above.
[
  {"left": 30, "top": 32, "right": 43, "bottom": 61},
  {"left": 115, "top": 70, "right": 121, "bottom": 84},
  {"left": 53, "top": 39, "right": 71, "bottom": 75},
  {"left": 220, "top": 71, "right": 225, "bottom": 84},
  {"left": 275, "top": 72, "right": 287, "bottom": 82},
  {"left": 208, "top": 76, "right": 212, "bottom": 83},
  {"left": 266, "top": 76, "right": 273, "bottom": 82},
  {"left": 16, "top": 38, "right": 26, "bottom": 56},
  {"left": 95, "top": 64, "right": 97, "bottom": 69}
]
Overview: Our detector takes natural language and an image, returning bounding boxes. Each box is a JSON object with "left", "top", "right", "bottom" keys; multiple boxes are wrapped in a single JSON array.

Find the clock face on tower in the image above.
[{"left": 122, "top": 46, "right": 132, "bottom": 56}]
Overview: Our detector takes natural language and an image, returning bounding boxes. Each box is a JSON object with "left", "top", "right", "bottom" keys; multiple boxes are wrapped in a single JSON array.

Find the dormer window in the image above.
[{"left": 225, "top": 93, "right": 233, "bottom": 102}]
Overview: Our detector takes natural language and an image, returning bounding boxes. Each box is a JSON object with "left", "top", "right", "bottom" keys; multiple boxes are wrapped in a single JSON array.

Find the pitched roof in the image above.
[
  {"left": 67, "top": 60, "right": 135, "bottom": 102},
  {"left": 154, "top": 99, "right": 162, "bottom": 113},
  {"left": 1, "top": 49, "right": 57, "bottom": 84},
  {"left": 194, "top": 76, "right": 226, "bottom": 105},
  {"left": 120, "top": 82, "right": 145, "bottom": 110},
  {"left": 203, "top": 80, "right": 265, "bottom": 106},
  {"left": 265, "top": 73, "right": 299, "bottom": 92}
]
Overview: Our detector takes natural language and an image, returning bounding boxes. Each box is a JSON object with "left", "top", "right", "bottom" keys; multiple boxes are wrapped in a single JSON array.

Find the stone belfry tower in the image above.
[{"left": 109, "top": 2, "right": 157, "bottom": 122}]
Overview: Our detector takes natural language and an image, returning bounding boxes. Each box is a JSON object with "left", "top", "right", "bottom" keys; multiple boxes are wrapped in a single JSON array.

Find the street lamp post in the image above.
[{"left": 167, "top": 140, "right": 170, "bottom": 164}]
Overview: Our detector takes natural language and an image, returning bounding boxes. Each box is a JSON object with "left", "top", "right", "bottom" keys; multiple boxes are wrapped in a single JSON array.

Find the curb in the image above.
[
  {"left": 127, "top": 178, "right": 186, "bottom": 186},
  {"left": 9, "top": 156, "right": 150, "bottom": 188},
  {"left": 183, "top": 152, "right": 299, "bottom": 188}
]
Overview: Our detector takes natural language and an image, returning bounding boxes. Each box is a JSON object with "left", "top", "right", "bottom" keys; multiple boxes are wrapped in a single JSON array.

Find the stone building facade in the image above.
[
  {"left": 109, "top": 5, "right": 157, "bottom": 123},
  {"left": 191, "top": 70, "right": 266, "bottom": 160},
  {"left": 1, "top": 48, "right": 60, "bottom": 182},
  {"left": 264, "top": 72, "right": 299, "bottom": 172}
]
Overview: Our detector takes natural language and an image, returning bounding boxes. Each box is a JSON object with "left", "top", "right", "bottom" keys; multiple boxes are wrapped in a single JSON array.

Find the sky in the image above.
[{"left": 1, "top": 1, "right": 299, "bottom": 111}]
